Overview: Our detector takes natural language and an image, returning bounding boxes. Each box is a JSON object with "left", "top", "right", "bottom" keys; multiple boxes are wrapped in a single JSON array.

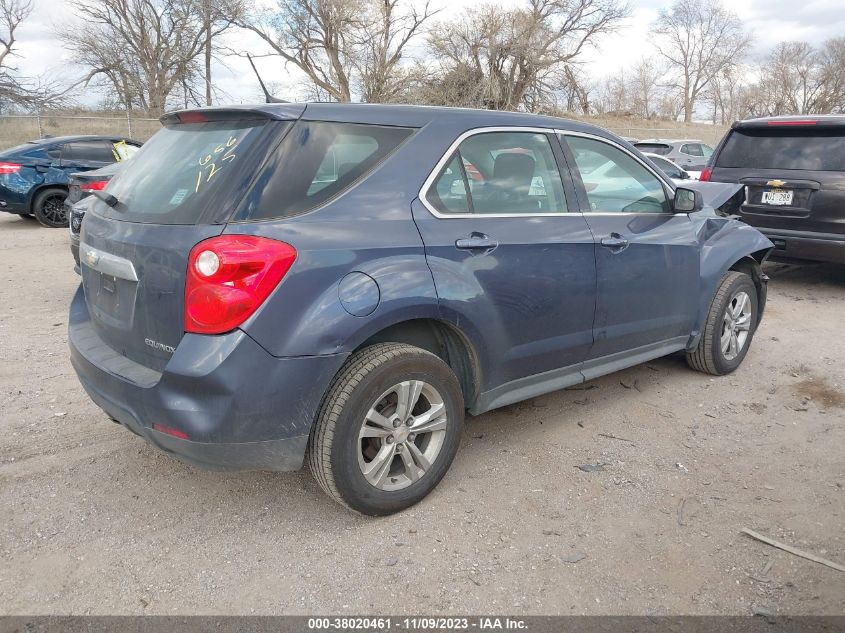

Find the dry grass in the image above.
[{"left": 577, "top": 115, "right": 729, "bottom": 145}]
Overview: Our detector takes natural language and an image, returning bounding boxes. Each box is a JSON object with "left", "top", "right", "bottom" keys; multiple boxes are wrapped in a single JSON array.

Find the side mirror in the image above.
[
  {"left": 680, "top": 171, "right": 691, "bottom": 180},
  {"left": 674, "top": 187, "right": 703, "bottom": 213}
]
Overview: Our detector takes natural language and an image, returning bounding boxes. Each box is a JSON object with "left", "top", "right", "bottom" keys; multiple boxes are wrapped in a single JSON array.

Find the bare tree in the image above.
[
  {"left": 654, "top": 0, "right": 751, "bottom": 122},
  {"left": 61, "top": 0, "right": 243, "bottom": 116},
  {"left": 234, "top": 0, "right": 433, "bottom": 103},
  {"left": 753, "top": 38, "right": 845, "bottom": 115},
  {"left": 0, "top": 0, "right": 60, "bottom": 110},
  {"left": 627, "top": 57, "right": 664, "bottom": 119},
  {"left": 355, "top": 0, "right": 436, "bottom": 102},
  {"left": 424, "top": 0, "right": 629, "bottom": 112}
]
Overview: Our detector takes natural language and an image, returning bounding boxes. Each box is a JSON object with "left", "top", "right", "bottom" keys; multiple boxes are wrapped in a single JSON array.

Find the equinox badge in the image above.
[{"left": 145, "top": 338, "right": 175, "bottom": 354}]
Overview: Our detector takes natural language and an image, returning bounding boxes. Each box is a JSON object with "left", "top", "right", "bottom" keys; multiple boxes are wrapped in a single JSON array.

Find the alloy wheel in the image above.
[
  {"left": 358, "top": 380, "right": 448, "bottom": 491},
  {"left": 41, "top": 195, "right": 67, "bottom": 225},
  {"left": 721, "top": 291, "right": 752, "bottom": 361}
]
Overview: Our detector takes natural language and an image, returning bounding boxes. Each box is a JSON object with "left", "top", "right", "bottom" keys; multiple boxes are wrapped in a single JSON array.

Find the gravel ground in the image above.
[{"left": 1, "top": 212, "right": 843, "bottom": 616}]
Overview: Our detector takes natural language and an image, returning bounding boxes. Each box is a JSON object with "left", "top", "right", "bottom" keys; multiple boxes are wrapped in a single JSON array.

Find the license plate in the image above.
[{"left": 762, "top": 189, "right": 793, "bottom": 206}]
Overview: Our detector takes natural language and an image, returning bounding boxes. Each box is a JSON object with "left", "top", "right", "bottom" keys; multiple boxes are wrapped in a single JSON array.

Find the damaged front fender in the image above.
[{"left": 686, "top": 204, "right": 774, "bottom": 350}]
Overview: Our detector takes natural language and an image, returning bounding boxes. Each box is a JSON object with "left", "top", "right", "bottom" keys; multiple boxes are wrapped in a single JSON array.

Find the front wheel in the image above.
[
  {"left": 687, "top": 271, "right": 759, "bottom": 375},
  {"left": 33, "top": 188, "right": 69, "bottom": 228},
  {"left": 308, "top": 343, "right": 464, "bottom": 515}
]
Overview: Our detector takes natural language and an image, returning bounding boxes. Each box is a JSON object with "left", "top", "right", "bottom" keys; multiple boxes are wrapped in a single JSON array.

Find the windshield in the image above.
[
  {"left": 91, "top": 119, "right": 282, "bottom": 224},
  {"left": 717, "top": 129, "right": 845, "bottom": 171}
]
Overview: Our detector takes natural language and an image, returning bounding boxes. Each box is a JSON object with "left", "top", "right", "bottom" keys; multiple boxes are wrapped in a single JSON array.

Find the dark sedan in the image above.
[{"left": 0, "top": 135, "right": 140, "bottom": 227}]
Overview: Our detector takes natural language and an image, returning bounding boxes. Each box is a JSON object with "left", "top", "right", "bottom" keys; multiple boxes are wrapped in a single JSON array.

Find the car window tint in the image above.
[
  {"left": 681, "top": 144, "right": 704, "bottom": 157},
  {"left": 242, "top": 121, "right": 414, "bottom": 220},
  {"left": 634, "top": 143, "right": 671, "bottom": 155},
  {"left": 702, "top": 144, "right": 714, "bottom": 157},
  {"left": 92, "top": 120, "right": 274, "bottom": 225},
  {"left": 566, "top": 136, "right": 669, "bottom": 214},
  {"left": 715, "top": 129, "right": 845, "bottom": 171},
  {"left": 428, "top": 153, "right": 470, "bottom": 214},
  {"left": 441, "top": 131, "right": 567, "bottom": 215},
  {"left": 63, "top": 141, "right": 115, "bottom": 162},
  {"left": 652, "top": 156, "right": 682, "bottom": 178}
]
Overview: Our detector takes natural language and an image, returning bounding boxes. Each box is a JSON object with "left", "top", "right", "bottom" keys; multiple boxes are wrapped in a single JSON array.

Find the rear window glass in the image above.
[
  {"left": 91, "top": 120, "right": 277, "bottom": 224},
  {"left": 63, "top": 141, "right": 116, "bottom": 162},
  {"left": 635, "top": 143, "right": 671, "bottom": 155},
  {"left": 236, "top": 121, "right": 414, "bottom": 221},
  {"left": 717, "top": 129, "right": 845, "bottom": 171}
]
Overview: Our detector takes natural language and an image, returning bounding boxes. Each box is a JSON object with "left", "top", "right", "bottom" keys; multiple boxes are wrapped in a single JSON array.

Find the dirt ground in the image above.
[{"left": 0, "top": 212, "right": 843, "bottom": 616}]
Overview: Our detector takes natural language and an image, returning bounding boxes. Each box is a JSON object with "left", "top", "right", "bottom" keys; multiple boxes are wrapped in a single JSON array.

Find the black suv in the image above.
[{"left": 702, "top": 115, "right": 845, "bottom": 264}]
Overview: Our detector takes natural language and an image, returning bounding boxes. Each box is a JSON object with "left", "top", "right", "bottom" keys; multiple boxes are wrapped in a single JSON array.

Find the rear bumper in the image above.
[
  {"left": 759, "top": 229, "right": 845, "bottom": 265},
  {"left": 68, "top": 285, "right": 348, "bottom": 471}
]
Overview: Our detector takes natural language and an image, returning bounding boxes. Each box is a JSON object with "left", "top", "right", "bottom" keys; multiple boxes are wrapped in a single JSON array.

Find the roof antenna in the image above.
[{"left": 247, "top": 53, "right": 287, "bottom": 104}]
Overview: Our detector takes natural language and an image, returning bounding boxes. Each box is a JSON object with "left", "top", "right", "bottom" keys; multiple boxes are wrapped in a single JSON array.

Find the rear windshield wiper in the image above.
[{"left": 91, "top": 190, "right": 120, "bottom": 208}]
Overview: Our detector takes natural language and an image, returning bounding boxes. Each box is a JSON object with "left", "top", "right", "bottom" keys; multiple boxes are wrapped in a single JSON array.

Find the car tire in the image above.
[
  {"left": 687, "top": 271, "right": 759, "bottom": 376},
  {"left": 33, "top": 188, "right": 69, "bottom": 228},
  {"left": 308, "top": 343, "right": 464, "bottom": 516}
]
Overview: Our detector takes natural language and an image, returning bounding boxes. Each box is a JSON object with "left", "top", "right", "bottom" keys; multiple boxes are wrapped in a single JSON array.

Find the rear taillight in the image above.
[
  {"left": 184, "top": 235, "right": 297, "bottom": 335},
  {"left": 80, "top": 180, "right": 109, "bottom": 192},
  {"left": 699, "top": 167, "right": 712, "bottom": 182},
  {"left": 0, "top": 162, "right": 22, "bottom": 174}
]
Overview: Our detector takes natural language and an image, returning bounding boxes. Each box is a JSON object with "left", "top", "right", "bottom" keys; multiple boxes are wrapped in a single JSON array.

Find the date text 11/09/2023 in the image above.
[{"left": 307, "top": 617, "right": 528, "bottom": 630}]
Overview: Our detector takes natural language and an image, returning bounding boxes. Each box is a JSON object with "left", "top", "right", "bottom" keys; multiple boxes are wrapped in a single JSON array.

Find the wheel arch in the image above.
[
  {"left": 352, "top": 318, "right": 481, "bottom": 410},
  {"left": 28, "top": 183, "right": 68, "bottom": 213},
  {"left": 727, "top": 248, "right": 770, "bottom": 327},
  {"left": 690, "top": 221, "right": 773, "bottom": 350}
]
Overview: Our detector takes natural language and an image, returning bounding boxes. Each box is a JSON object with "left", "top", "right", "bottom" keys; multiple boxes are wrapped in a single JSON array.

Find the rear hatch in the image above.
[
  {"left": 709, "top": 119, "right": 845, "bottom": 237},
  {"left": 79, "top": 107, "right": 300, "bottom": 372}
]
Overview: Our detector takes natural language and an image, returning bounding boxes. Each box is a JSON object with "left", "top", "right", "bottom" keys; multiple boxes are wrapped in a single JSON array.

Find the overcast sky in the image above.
[{"left": 12, "top": 0, "right": 845, "bottom": 108}]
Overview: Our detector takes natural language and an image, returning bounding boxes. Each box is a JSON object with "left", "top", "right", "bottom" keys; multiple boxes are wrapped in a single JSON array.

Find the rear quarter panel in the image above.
[{"left": 229, "top": 126, "right": 449, "bottom": 358}]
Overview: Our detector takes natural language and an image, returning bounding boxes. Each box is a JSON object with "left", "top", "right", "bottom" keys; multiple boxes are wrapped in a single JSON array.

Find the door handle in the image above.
[
  {"left": 600, "top": 234, "right": 629, "bottom": 250},
  {"left": 455, "top": 233, "right": 498, "bottom": 252}
]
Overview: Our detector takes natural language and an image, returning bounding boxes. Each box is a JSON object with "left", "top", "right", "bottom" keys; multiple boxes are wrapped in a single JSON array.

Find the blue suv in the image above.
[
  {"left": 69, "top": 104, "right": 772, "bottom": 515},
  {"left": 0, "top": 135, "right": 141, "bottom": 227}
]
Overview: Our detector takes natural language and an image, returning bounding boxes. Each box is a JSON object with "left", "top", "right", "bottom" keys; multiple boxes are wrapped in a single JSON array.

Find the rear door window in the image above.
[
  {"left": 238, "top": 121, "right": 414, "bottom": 221},
  {"left": 62, "top": 141, "right": 116, "bottom": 163},
  {"left": 426, "top": 131, "right": 568, "bottom": 215},
  {"left": 428, "top": 154, "right": 471, "bottom": 214},
  {"left": 681, "top": 144, "right": 704, "bottom": 157},
  {"left": 90, "top": 119, "right": 280, "bottom": 224},
  {"left": 716, "top": 129, "right": 845, "bottom": 171}
]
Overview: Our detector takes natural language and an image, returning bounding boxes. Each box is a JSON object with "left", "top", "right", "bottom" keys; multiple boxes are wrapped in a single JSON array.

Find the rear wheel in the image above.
[
  {"left": 33, "top": 188, "right": 69, "bottom": 228},
  {"left": 308, "top": 343, "right": 464, "bottom": 515},
  {"left": 687, "top": 271, "right": 758, "bottom": 375}
]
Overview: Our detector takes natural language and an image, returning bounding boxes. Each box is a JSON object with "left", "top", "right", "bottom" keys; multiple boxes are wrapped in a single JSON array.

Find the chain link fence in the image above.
[
  {"left": 596, "top": 125, "right": 729, "bottom": 146},
  {"left": 0, "top": 114, "right": 162, "bottom": 149}
]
